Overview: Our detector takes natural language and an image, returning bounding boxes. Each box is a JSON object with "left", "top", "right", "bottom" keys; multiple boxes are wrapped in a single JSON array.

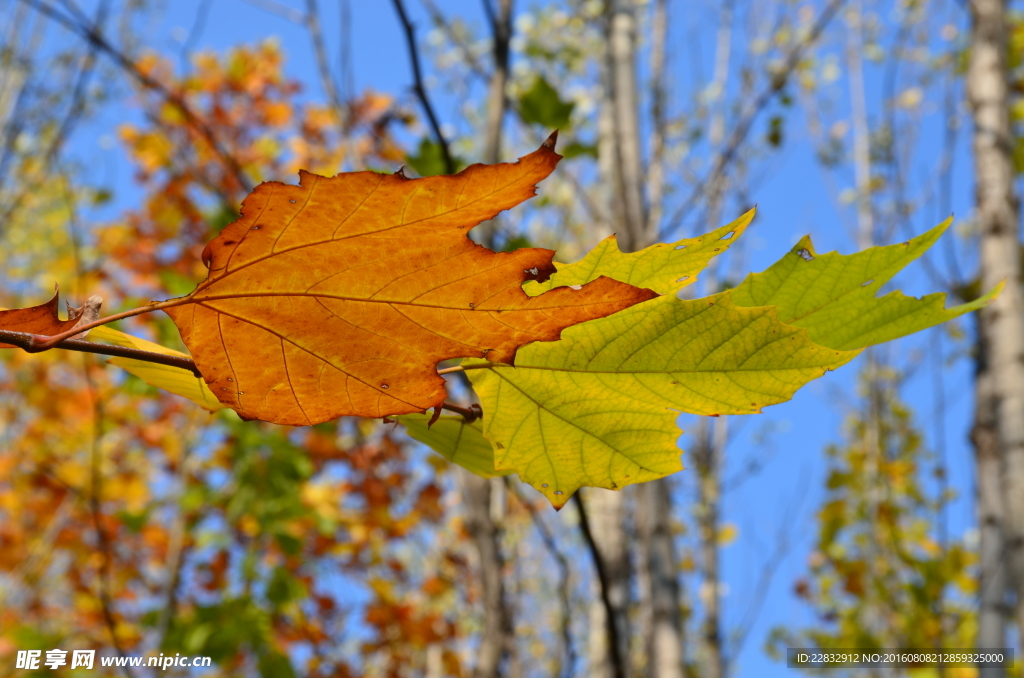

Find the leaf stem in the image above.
[
  {"left": 20, "top": 299, "right": 182, "bottom": 350},
  {"left": 441, "top": 401, "right": 482, "bottom": 423},
  {"left": 437, "top": 362, "right": 497, "bottom": 375},
  {"left": 1, "top": 329, "right": 202, "bottom": 377}
]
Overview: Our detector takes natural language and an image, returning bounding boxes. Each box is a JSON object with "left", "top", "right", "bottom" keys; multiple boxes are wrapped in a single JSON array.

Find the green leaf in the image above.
[
  {"left": 729, "top": 218, "right": 1001, "bottom": 350},
  {"left": 399, "top": 413, "right": 512, "bottom": 478},
  {"left": 524, "top": 210, "right": 753, "bottom": 297},
  {"left": 517, "top": 75, "right": 575, "bottom": 129},
  {"left": 469, "top": 292, "right": 857, "bottom": 507},
  {"left": 561, "top": 141, "right": 597, "bottom": 159},
  {"left": 404, "top": 137, "right": 465, "bottom": 177},
  {"left": 88, "top": 325, "right": 225, "bottom": 412}
]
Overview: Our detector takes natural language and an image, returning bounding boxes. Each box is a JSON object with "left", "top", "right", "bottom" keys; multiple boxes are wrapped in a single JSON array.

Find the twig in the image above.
[
  {"left": 391, "top": 0, "right": 455, "bottom": 174},
  {"left": 573, "top": 493, "right": 626, "bottom": 678},
  {"left": 21, "top": 0, "right": 253, "bottom": 193},
  {"left": 6, "top": 324, "right": 504, "bottom": 380},
  {"left": 661, "top": 0, "right": 847, "bottom": 237},
  {"left": 14, "top": 298, "right": 180, "bottom": 350},
  {"left": 0, "top": 0, "right": 107, "bottom": 231},
  {"left": 0, "top": 330, "right": 202, "bottom": 376},
  {"left": 239, "top": 0, "right": 305, "bottom": 23},
  {"left": 420, "top": 0, "right": 488, "bottom": 79},
  {"left": 305, "top": 0, "right": 347, "bottom": 127}
]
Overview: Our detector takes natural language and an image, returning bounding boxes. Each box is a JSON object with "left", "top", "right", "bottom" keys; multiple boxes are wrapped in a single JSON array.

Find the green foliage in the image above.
[
  {"left": 524, "top": 211, "right": 753, "bottom": 296},
  {"left": 468, "top": 291, "right": 855, "bottom": 506},
  {"left": 729, "top": 218, "right": 996, "bottom": 350},
  {"left": 769, "top": 370, "right": 978, "bottom": 664},
  {"left": 410, "top": 219, "right": 997, "bottom": 507},
  {"left": 517, "top": 75, "right": 575, "bottom": 129},
  {"left": 404, "top": 137, "right": 466, "bottom": 177},
  {"left": 400, "top": 413, "right": 511, "bottom": 478}
]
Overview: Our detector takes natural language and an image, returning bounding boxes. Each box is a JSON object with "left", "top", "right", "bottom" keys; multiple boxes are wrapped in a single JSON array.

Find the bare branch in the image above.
[
  {"left": 21, "top": 0, "right": 254, "bottom": 194},
  {"left": 420, "top": 0, "right": 488, "bottom": 79},
  {"left": 662, "top": 0, "right": 847, "bottom": 237},
  {"left": 0, "top": 329, "right": 203, "bottom": 376},
  {"left": 239, "top": 0, "right": 306, "bottom": 24},
  {"left": 391, "top": 0, "right": 455, "bottom": 174},
  {"left": 573, "top": 493, "right": 626, "bottom": 678}
]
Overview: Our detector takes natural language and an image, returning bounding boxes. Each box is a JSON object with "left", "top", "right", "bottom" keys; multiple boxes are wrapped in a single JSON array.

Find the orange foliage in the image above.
[{"left": 164, "top": 136, "right": 654, "bottom": 423}]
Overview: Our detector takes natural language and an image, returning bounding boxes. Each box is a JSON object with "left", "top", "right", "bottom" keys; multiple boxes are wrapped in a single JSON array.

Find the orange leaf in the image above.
[
  {"left": 0, "top": 290, "right": 79, "bottom": 349},
  {"left": 163, "top": 134, "right": 656, "bottom": 425}
]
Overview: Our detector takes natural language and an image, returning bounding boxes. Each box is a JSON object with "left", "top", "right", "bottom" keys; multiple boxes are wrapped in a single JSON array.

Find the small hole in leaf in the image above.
[
  {"left": 720, "top": 231, "right": 735, "bottom": 240},
  {"left": 569, "top": 284, "right": 582, "bottom": 290},
  {"left": 796, "top": 248, "right": 814, "bottom": 261},
  {"left": 861, "top": 279, "right": 874, "bottom": 287},
  {"left": 380, "top": 384, "right": 389, "bottom": 390},
  {"left": 221, "top": 387, "right": 228, "bottom": 391},
  {"left": 676, "top": 276, "right": 689, "bottom": 282},
  {"left": 714, "top": 248, "right": 720, "bottom": 252},
  {"left": 468, "top": 303, "right": 475, "bottom": 309},
  {"left": 251, "top": 226, "right": 260, "bottom": 230},
  {"left": 542, "top": 484, "right": 549, "bottom": 488},
  {"left": 555, "top": 490, "right": 563, "bottom": 495},
  {"left": 227, "top": 377, "right": 233, "bottom": 382},
  {"left": 237, "top": 391, "right": 244, "bottom": 395},
  {"left": 674, "top": 245, "right": 687, "bottom": 250},
  {"left": 289, "top": 199, "right": 296, "bottom": 204}
]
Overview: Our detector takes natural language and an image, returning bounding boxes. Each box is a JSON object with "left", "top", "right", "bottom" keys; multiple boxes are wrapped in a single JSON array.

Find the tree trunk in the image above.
[
  {"left": 461, "top": 5, "right": 516, "bottom": 675},
  {"left": 581, "top": 488, "right": 630, "bottom": 678},
  {"left": 593, "top": 2, "right": 687, "bottom": 677},
  {"left": 968, "top": 0, "right": 1024, "bottom": 658},
  {"left": 636, "top": 481, "right": 685, "bottom": 678},
  {"left": 460, "top": 468, "right": 513, "bottom": 678},
  {"left": 606, "top": 0, "right": 647, "bottom": 249},
  {"left": 973, "top": 355, "right": 1008, "bottom": 678},
  {"left": 694, "top": 420, "right": 725, "bottom": 678}
]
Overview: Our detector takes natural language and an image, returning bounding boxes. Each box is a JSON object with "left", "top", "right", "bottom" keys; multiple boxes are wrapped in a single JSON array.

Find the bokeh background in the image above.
[{"left": 0, "top": 0, "right": 1018, "bottom": 676}]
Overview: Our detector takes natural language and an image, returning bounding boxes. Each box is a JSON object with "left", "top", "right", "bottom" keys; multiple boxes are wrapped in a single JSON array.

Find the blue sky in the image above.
[{"left": 50, "top": 0, "right": 984, "bottom": 674}]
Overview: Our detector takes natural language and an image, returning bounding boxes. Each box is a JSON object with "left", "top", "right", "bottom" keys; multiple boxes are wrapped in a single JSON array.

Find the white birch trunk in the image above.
[{"left": 968, "top": 0, "right": 1024, "bottom": 659}]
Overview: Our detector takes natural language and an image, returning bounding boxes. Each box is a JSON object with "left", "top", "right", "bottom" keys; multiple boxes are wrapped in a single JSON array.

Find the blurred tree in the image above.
[{"left": 770, "top": 369, "right": 979, "bottom": 675}]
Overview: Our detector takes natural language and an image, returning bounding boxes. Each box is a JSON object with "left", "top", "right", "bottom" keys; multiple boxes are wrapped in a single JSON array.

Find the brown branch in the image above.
[
  {"left": 0, "top": 330, "right": 202, "bottom": 376},
  {"left": 441, "top": 401, "right": 482, "bottom": 423},
  {"left": 391, "top": 0, "right": 455, "bottom": 175},
  {"left": 573, "top": 493, "right": 626, "bottom": 678},
  {"left": 661, "top": 0, "right": 846, "bottom": 237},
  {"left": 21, "top": 0, "right": 253, "bottom": 193}
]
